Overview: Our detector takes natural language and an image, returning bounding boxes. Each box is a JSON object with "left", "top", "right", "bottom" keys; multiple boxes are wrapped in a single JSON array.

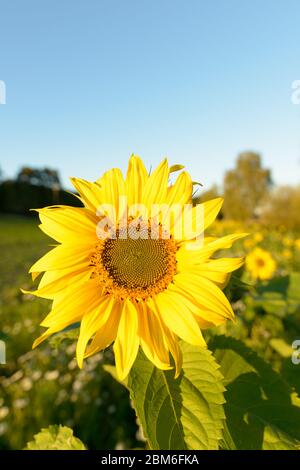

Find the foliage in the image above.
[
  {"left": 0, "top": 181, "right": 81, "bottom": 215},
  {"left": 261, "top": 185, "right": 300, "bottom": 230},
  {"left": 209, "top": 335, "right": 300, "bottom": 450},
  {"left": 0, "top": 166, "right": 82, "bottom": 215},
  {"left": 223, "top": 152, "right": 271, "bottom": 220},
  {"left": 24, "top": 425, "right": 86, "bottom": 450},
  {"left": 128, "top": 345, "right": 225, "bottom": 450},
  {"left": 17, "top": 167, "right": 61, "bottom": 189}
]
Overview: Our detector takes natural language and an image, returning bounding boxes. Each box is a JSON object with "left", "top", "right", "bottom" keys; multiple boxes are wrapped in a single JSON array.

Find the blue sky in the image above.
[{"left": 0, "top": 0, "right": 300, "bottom": 190}]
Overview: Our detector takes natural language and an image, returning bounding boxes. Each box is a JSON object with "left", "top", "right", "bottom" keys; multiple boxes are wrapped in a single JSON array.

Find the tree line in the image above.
[
  {"left": 195, "top": 151, "right": 300, "bottom": 230},
  {"left": 1, "top": 156, "right": 299, "bottom": 229},
  {"left": 0, "top": 167, "right": 81, "bottom": 214}
]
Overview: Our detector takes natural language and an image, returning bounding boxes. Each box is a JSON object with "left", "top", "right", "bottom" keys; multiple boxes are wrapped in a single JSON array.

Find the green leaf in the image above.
[
  {"left": 24, "top": 425, "right": 86, "bottom": 450},
  {"left": 228, "top": 275, "right": 253, "bottom": 291},
  {"left": 169, "top": 164, "right": 185, "bottom": 174},
  {"left": 192, "top": 181, "right": 203, "bottom": 187},
  {"left": 128, "top": 343, "right": 225, "bottom": 450},
  {"left": 253, "top": 273, "right": 300, "bottom": 316},
  {"left": 209, "top": 335, "right": 300, "bottom": 450},
  {"left": 269, "top": 338, "right": 293, "bottom": 358},
  {"left": 49, "top": 326, "right": 79, "bottom": 349}
]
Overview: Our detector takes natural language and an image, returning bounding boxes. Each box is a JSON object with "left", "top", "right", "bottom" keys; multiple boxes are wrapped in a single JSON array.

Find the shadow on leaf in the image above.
[{"left": 209, "top": 335, "right": 300, "bottom": 450}]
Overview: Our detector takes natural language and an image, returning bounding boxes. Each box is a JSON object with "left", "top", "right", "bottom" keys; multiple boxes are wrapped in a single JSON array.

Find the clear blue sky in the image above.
[{"left": 1, "top": 0, "right": 300, "bottom": 190}]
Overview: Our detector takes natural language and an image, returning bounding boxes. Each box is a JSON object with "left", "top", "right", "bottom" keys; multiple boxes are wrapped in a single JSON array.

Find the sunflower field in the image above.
[{"left": 0, "top": 157, "right": 300, "bottom": 452}]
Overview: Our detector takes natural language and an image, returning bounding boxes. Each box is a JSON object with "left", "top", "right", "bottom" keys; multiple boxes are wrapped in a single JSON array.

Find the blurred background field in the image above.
[
  {"left": 1, "top": 0, "right": 300, "bottom": 450},
  {"left": 0, "top": 151, "right": 300, "bottom": 449}
]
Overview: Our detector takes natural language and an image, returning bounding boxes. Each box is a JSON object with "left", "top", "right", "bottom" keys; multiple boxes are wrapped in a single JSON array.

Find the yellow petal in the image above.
[
  {"left": 22, "top": 267, "right": 93, "bottom": 300},
  {"left": 70, "top": 177, "right": 103, "bottom": 212},
  {"left": 168, "top": 284, "right": 232, "bottom": 327},
  {"left": 29, "top": 243, "right": 93, "bottom": 273},
  {"left": 194, "top": 315, "right": 226, "bottom": 329},
  {"left": 40, "top": 279, "right": 101, "bottom": 328},
  {"left": 163, "top": 329, "right": 182, "bottom": 378},
  {"left": 96, "top": 168, "right": 126, "bottom": 221},
  {"left": 126, "top": 155, "right": 148, "bottom": 206},
  {"left": 32, "top": 326, "right": 64, "bottom": 349},
  {"left": 201, "top": 198, "right": 224, "bottom": 230},
  {"left": 113, "top": 300, "right": 139, "bottom": 381},
  {"left": 199, "top": 233, "right": 248, "bottom": 259},
  {"left": 174, "top": 273, "right": 235, "bottom": 320},
  {"left": 138, "top": 303, "right": 171, "bottom": 371},
  {"left": 76, "top": 296, "right": 115, "bottom": 368},
  {"left": 163, "top": 171, "right": 193, "bottom": 227},
  {"left": 177, "top": 233, "right": 248, "bottom": 268},
  {"left": 32, "top": 281, "right": 99, "bottom": 348},
  {"left": 38, "top": 264, "right": 88, "bottom": 289},
  {"left": 142, "top": 159, "right": 169, "bottom": 210},
  {"left": 36, "top": 206, "right": 97, "bottom": 243},
  {"left": 148, "top": 303, "right": 182, "bottom": 378},
  {"left": 84, "top": 301, "right": 122, "bottom": 358},
  {"left": 153, "top": 291, "right": 206, "bottom": 347},
  {"left": 166, "top": 171, "right": 192, "bottom": 207},
  {"left": 177, "top": 198, "right": 223, "bottom": 241},
  {"left": 192, "top": 257, "right": 244, "bottom": 287},
  {"left": 162, "top": 172, "right": 193, "bottom": 229}
]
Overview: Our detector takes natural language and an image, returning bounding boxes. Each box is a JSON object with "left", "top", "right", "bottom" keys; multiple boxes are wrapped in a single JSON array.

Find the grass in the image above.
[{"left": 0, "top": 214, "right": 50, "bottom": 358}]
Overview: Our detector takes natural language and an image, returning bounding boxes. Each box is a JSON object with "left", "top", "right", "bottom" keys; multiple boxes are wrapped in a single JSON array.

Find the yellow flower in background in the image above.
[
  {"left": 25, "top": 156, "right": 246, "bottom": 380},
  {"left": 279, "top": 225, "right": 287, "bottom": 233},
  {"left": 295, "top": 239, "right": 300, "bottom": 251},
  {"left": 246, "top": 247, "right": 276, "bottom": 281},
  {"left": 254, "top": 232, "right": 264, "bottom": 243},
  {"left": 244, "top": 238, "right": 255, "bottom": 250},
  {"left": 282, "top": 236, "right": 293, "bottom": 247},
  {"left": 282, "top": 249, "right": 293, "bottom": 260}
]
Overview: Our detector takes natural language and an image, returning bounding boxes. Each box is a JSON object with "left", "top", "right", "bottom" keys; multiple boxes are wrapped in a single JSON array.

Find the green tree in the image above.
[
  {"left": 223, "top": 152, "right": 272, "bottom": 220},
  {"left": 17, "top": 167, "right": 61, "bottom": 189},
  {"left": 261, "top": 185, "right": 300, "bottom": 230}
]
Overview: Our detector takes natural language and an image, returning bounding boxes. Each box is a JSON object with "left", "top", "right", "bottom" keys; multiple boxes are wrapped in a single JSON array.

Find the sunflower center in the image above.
[
  {"left": 91, "top": 227, "right": 177, "bottom": 301},
  {"left": 256, "top": 258, "right": 265, "bottom": 268},
  {"left": 103, "top": 237, "right": 173, "bottom": 289}
]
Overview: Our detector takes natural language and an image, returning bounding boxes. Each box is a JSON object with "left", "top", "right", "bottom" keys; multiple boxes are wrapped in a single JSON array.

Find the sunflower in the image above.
[
  {"left": 245, "top": 247, "right": 276, "bottom": 281},
  {"left": 282, "top": 248, "right": 293, "bottom": 260},
  {"left": 254, "top": 232, "right": 264, "bottom": 243},
  {"left": 25, "top": 156, "right": 246, "bottom": 380}
]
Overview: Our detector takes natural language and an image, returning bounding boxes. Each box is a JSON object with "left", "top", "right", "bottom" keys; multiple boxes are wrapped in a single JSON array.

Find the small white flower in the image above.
[
  {"left": 0, "top": 407, "right": 9, "bottom": 420},
  {"left": 44, "top": 370, "right": 59, "bottom": 381}
]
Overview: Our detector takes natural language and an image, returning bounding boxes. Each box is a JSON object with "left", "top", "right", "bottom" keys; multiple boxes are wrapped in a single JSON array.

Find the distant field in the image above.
[{"left": 0, "top": 215, "right": 50, "bottom": 358}]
